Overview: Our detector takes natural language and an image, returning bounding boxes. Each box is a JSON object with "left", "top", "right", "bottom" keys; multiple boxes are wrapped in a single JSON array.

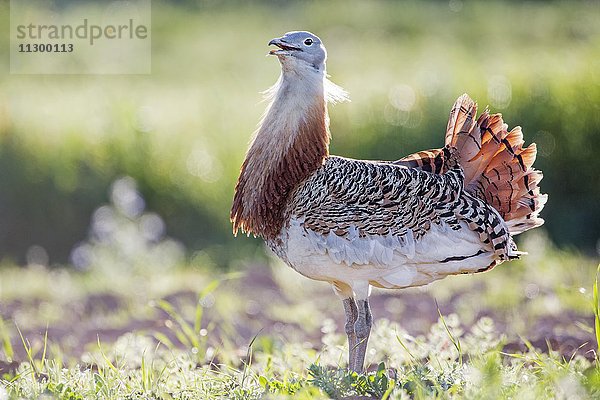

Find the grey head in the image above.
[{"left": 268, "top": 31, "right": 326, "bottom": 72}]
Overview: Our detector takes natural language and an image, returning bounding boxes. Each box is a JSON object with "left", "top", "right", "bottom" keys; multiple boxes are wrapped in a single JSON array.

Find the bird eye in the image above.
[{"left": 304, "top": 38, "right": 313, "bottom": 46}]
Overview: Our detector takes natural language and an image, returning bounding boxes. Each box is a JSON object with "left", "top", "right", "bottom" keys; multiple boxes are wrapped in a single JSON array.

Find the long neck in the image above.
[{"left": 232, "top": 69, "right": 330, "bottom": 239}]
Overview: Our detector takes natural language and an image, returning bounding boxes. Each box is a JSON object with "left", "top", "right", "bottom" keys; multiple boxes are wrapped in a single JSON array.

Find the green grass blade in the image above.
[
  {"left": 97, "top": 336, "right": 119, "bottom": 373},
  {"left": 15, "top": 325, "right": 37, "bottom": 376},
  {"left": 435, "top": 300, "right": 462, "bottom": 364},
  {"left": 153, "top": 332, "right": 176, "bottom": 350},
  {"left": 0, "top": 319, "right": 14, "bottom": 360},
  {"left": 155, "top": 299, "right": 199, "bottom": 348},
  {"left": 41, "top": 325, "right": 48, "bottom": 368},
  {"left": 593, "top": 264, "right": 600, "bottom": 352}
]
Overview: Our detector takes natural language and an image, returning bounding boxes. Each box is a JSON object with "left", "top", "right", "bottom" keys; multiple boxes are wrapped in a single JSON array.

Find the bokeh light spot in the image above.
[
  {"left": 389, "top": 84, "right": 416, "bottom": 112},
  {"left": 111, "top": 177, "right": 145, "bottom": 218},
  {"left": 533, "top": 130, "right": 556, "bottom": 157},
  {"left": 487, "top": 75, "right": 512, "bottom": 109}
]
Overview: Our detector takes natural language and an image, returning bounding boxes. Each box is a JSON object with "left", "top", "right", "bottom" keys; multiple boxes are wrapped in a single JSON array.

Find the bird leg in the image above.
[
  {"left": 342, "top": 297, "right": 358, "bottom": 371},
  {"left": 352, "top": 298, "right": 372, "bottom": 373}
]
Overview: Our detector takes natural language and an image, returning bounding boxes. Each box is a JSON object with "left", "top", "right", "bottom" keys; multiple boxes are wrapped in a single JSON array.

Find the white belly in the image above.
[{"left": 278, "top": 217, "right": 497, "bottom": 291}]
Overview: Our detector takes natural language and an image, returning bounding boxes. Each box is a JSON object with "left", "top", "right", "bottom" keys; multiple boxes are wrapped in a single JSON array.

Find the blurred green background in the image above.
[{"left": 0, "top": 0, "right": 599, "bottom": 268}]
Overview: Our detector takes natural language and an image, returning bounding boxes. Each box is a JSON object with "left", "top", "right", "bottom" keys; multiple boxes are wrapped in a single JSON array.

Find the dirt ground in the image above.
[{"left": 0, "top": 262, "right": 595, "bottom": 376}]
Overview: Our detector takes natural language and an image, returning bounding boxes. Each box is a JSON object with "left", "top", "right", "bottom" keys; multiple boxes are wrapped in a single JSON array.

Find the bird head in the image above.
[{"left": 268, "top": 31, "right": 326, "bottom": 72}]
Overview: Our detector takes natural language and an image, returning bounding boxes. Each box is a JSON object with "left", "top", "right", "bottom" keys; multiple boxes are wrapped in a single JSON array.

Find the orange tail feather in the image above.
[
  {"left": 396, "top": 94, "right": 546, "bottom": 234},
  {"left": 446, "top": 94, "right": 547, "bottom": 234}
]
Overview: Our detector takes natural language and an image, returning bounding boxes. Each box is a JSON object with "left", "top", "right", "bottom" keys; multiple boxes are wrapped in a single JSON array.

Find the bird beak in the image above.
[
  {"left": 268, "top": 37, "right": 301, "bottom": 56},
  {"left": 268, "top": 38, "right": 280, "bottom": 54}
]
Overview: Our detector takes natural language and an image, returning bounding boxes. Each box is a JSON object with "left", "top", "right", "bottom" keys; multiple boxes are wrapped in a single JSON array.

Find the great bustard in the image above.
[{"left": 231, "top": 31, "right": 546, "bottom": 373}]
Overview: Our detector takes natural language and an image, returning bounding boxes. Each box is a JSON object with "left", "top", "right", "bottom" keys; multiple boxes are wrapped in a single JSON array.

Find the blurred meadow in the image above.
[{"left": 0, "top": 0, "right": 600, "bottom": 398}]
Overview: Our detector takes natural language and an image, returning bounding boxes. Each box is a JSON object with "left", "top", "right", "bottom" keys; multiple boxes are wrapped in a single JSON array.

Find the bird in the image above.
[{"left": 231, "top": 31, "right": 546, "bottom": 373}]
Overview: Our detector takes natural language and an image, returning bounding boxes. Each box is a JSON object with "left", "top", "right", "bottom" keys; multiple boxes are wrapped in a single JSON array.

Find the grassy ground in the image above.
[{"left": 0, "top": 226, "right": 599, "bottom": 398}]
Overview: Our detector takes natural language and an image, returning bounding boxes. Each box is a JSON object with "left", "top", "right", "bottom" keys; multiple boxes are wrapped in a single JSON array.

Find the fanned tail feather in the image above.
[
  {"left": 397, "top": 94, "right": 546, "bottom": 235},
  {"left": 446, "top": 94, "right": 546, "bottom": 234}
]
